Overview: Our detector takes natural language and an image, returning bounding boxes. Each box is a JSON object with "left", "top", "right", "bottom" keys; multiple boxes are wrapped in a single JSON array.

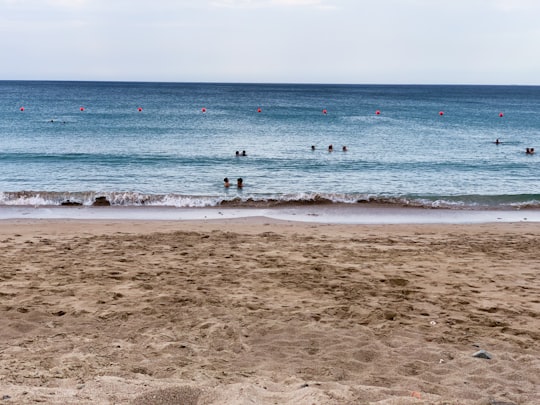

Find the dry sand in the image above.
[{"left": 0, "top": 218, "right": 538, "bottom": 404}]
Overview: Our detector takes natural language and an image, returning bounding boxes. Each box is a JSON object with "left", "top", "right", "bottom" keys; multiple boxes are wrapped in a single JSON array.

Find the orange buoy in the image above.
[
  {"left": 257, "top": 107, "right": 262, "bottom": 113},
  {"left": 375, "top": 110, "right": 381, "bottom": 115},
  {"left": 439, "top": 111, "right": 444, "bottom": 116},
  {"left": 201, "top": 107, "right": 207, "bottom": 113},
  {"left": 80, "top": 107, "right": 85, "bottom": 112},
  {"left": 499, "top": 112, "right": 504, "bottom": 117},
  {"left": 322, "top": 109, "right": 327, "bottom": 114},
  {"left": 138, "top": 107, "right": 143, "bottom": 112},
  {"left": 20, "top": 106, "right": 24, "bottom": 112}
]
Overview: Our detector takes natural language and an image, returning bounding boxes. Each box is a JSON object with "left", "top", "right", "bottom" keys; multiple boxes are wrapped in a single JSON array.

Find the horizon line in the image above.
[{"left": 0, "top": 79, "right": 538, "bottom": 87}]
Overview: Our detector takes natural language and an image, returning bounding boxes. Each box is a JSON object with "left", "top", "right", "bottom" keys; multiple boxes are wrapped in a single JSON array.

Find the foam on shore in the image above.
[{"left": 0, "top": 204, "right": 538, "bottom": 224}]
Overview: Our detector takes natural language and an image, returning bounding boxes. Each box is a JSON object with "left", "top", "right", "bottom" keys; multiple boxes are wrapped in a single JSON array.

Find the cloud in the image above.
[
  {"left": 492, "top": 0, "right": 540, "bottom": 12},
  {"left": 46, "top": 0, "right": 88, "bottom": 8},
  {"left": 0, "top": 0, "right": 538, "bottom": 84},
  {"left": 271, "top": 0, "right": 324, "bottom": 5},
  {"left": 0, "top": 0, "right": 87, "bottom": 9},
  {"left": 210, "top": 0, "right": 336, "bottom": 9}
]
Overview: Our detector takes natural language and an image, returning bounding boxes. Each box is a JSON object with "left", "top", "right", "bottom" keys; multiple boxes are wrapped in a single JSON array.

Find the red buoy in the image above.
[
  {"left": 201, "top": 107, "right": 207, "bottom": 113},
  {"left": 499, "top": 112, "right": 504, "bottom": 117},
  {"left": 138, "top": 107, "right": 143, "bottom": 112},
  {"left": 322, "top": 109, "right": 327, "bottom": 115},
  {"left": 257, "top": 107, "right": 262, "bottom": 113},
  {"left": 80, "top": 107, "right": 85, "bottom": 112},
  {"left": 439, "top": 111, "right": 444, "bottom": 116},
  {"left": 20, "top": 106, "right": 24, "bottom": 112},
  {"left": 375, "top": 110, "right": 381, "bottom": 115}
]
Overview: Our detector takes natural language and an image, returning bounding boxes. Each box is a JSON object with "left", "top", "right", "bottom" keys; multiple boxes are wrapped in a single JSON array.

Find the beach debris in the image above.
[
  {"left": 430, "top": 320, "right": 437, "bottom": 325},
  {"left": 472, "top": 349, "right": 492, "bottom": 359},
  {"left": 410, "top": 391, "right": 422, "bottom": 399},
  {"left": 489, "top": 400, "right": 516, "bottom": 405},
  {"left": 92, "top": 196, "right": 111, "bottom": 206},
  {"left": 384, "top": 311, "right": 397, "bottom": 321},
  {"left": 2, "top": 395, "right": 11, "bottom": 400}
]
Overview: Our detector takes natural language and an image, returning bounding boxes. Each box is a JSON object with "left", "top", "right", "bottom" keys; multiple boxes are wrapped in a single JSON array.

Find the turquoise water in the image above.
[{"left": 0, "top": 81, "right": 539, "bottom": 208}]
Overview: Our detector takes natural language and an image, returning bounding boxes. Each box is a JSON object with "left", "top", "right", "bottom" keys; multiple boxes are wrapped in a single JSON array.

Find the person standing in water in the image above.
[
  {"left": 223, "top": 178, "right": 230, "bottom": 188},
  {"left": 237, "top": 178, "right": 243, "bottom": 188}
]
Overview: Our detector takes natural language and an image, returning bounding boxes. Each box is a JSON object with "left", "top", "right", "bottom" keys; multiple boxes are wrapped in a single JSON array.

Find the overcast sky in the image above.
[{"left": 1, "top": 0, "right": 539, "bottom": 84}]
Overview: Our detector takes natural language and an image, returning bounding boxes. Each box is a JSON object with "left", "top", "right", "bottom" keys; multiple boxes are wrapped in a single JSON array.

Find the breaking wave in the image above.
[{"left": 1, "top": 191, "right": 539, "bottom": 210}]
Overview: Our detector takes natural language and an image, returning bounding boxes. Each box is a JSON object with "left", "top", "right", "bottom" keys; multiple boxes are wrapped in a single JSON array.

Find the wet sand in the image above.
[
  {"left": 0, "top": 218, "right": 538, "bottom": 404},
  {"left": 1, "top": 204, "right": 540, "bottom": 224}
]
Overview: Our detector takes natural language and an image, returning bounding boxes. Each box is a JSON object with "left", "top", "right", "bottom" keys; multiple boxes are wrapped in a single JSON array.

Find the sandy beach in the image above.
[{"left": 0, "top": 217, "right": 538, "bottom": 404}]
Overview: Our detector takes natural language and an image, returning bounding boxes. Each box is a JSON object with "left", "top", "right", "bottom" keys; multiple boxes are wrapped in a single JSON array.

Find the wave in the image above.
[{"left": 1, "top": 191, "right": 539, "bottom": 210}]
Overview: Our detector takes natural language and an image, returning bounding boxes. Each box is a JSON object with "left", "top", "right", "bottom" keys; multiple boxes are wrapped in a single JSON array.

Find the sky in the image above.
[{"left": 0, "top": 0, "right": 539, "bottom": 84}]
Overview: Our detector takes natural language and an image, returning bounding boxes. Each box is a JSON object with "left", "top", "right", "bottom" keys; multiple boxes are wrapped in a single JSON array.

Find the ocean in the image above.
[{"left": 1, "top": 81, "right": 539, "bottom": 209}]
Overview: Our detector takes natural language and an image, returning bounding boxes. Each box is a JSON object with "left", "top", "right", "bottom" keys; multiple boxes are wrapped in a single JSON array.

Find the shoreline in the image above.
[
  {"left": 1, "top": 216, "right": 539, "bottom": 240},
  {"left": 1, "top": 204, "right": 539, "bottom": 224}
]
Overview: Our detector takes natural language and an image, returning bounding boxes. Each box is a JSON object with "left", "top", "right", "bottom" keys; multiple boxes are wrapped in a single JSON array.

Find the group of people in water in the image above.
[
  {"left": 311, "top": 144, "right": 348, "bottom": 152},
  {"left": 223, "top": 177, "right": 242, "bottom": 188},
  {"left": 229, "top": 140, "right": 534, "bottom": 189},
  {"left": 228, "top": 144, "right": 349, "bottom": 189},
  {"left": 495, "top": 139, "right": 535, "bottom": 154},
  {"left": 227, "top": 151, "right": 247, "bottom": 187}
]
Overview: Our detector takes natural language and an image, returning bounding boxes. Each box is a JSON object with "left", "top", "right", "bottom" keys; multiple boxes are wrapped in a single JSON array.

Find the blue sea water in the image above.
[{"left": 0, "top": 81, "right": 539, "bottom": 208}]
